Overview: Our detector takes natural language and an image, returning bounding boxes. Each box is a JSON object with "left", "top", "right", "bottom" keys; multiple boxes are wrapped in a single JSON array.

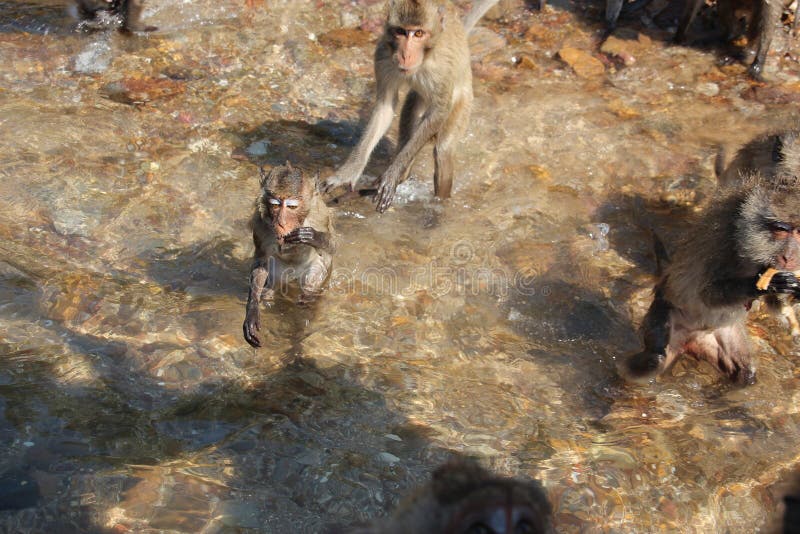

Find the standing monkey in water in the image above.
[
  {"left": 346, "top": 459, "right": 554, "bottom": 534},
  {"left": 622, "top": 177, "right": 800, "bottom": 384},
  {"left": 243, "top": 163, "right": 335, "bottom": 348},
  {"left": 322, "top": 0, "right": 499, "bottom": 212},
  {"left": 73, "top": 0, "right": 157, "bottom": 32}
]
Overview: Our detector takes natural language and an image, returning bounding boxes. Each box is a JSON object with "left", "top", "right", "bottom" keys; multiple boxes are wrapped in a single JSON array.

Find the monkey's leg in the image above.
[
  {"left": 433, "top": 97, "right": 470, "bottom": 200},
  {"left": 622, "top": 286, "right": 675, "bottom": 381},
  {"left": 243, "top": 261, "right": 272, "bottom": 348},
  {"left": 297, "top": 257, "right": 331, "bottom": 306},
  {"left": 709, "top": 324, "right": 756, "bottom": 384},
  {"left": 782, "top": 297, "right": 800, "bottom": 337},
  {"left": 605, "top": 0, "right": 623, "bottom": 31},
  {"left": 121, "top": 0, "right": 157, "bottom": 32},
  {"left": 674, "top": 0, "right": 704, "bottom": 42},
  {"left": 747, "top": 0, "right": 780, "bottom": 79},
  {"left": 717, "top": 0, "right": 739, "bottom": 40}
]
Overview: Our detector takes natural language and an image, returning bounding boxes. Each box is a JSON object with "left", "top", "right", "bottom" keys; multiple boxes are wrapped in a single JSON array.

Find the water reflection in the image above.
[{"left": 1, "top": 0, "right": 800, "bottom": 531}]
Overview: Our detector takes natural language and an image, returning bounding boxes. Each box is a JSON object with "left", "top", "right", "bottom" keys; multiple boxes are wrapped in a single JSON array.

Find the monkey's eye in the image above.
[
  {"left": 515, "top": 520, "right": 535, "bottom": 534},
  {"left": 391, "top": 27, "right": 407, "bottom": 37},
  {"left": 769, "top": 221, "right": 793, "bottom": 235},
  {"left": 268, "top": 198, "right": 281, "bottom": 206},
  {"left": 412, "top": 29, "right": 425, "bottom": 38},
  {"left": 284, "top": 199, "right": 300, "bottom": 209}
]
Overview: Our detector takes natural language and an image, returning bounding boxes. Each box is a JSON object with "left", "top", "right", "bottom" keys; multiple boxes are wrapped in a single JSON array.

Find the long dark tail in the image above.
[
  {"left": 463, "top": 0, "right": 500, "bottom": 33},
  {"left": 651, "top": 231, "right": 669, "bottom": 276}
]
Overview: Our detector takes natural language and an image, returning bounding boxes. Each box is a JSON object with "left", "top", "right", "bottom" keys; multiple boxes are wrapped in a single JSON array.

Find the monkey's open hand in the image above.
[
  {"left": 243, "top": 308, "right": 261, "bottom": 347},
  {"left": 376, "top": 173, "right": 399, "bottom": 213},
  {"left": 759, "top": 270, "right": 800, "bottom": 295},
  {"left": 284, "top": 227, "right": 324, "bottom": 248}
]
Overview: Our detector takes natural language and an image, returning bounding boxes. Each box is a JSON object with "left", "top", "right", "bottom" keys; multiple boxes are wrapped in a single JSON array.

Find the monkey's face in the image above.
[
  {"left": 388, "top": 25, "right": 430, "bottom": 73},
  {"left": 265, "top": 194, "right": 307, "bottom": 244}
]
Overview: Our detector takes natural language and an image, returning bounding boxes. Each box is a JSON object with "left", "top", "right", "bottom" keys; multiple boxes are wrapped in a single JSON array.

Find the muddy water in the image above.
[{"left": 1, "top": 0, "right": 800, "bottom": 531}]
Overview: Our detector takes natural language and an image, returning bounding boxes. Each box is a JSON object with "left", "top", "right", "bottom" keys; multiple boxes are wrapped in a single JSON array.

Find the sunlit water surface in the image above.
[{"left": 1, "top": 0, "right": 800, "bottom": 531}]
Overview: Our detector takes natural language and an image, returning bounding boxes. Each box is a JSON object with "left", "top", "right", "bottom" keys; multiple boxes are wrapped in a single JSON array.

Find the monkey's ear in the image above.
[
  {"left": 438, "top": 5, "right": 446, "bottom": 27},
  {"left": 259, "top": 166, "right": 269, "bottom": 186}
]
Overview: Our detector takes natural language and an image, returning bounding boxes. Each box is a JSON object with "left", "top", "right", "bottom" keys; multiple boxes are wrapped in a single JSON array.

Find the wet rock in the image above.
[
  {"left": 600, "top": 29, "right": 653, "bottom": 66},
  {"left": 318, "top": 28, "right": 374, "bottom": 48},
  {"left": 101, "top": 78, "right": 185, "bottom": 105},
  {"left": 0, "top": 469, "right": 40, "bottom": 510},
  {"left": 512, "top": 54, "right": 538, "bottom": 71},
  {"left": 557, "top": 47, "right": 605, "bottom": 78},
  {"left": 469, "top": 27, "right": 507, "bottom": 60},
  {"left": 695, "top": 82, "right": 720, "bottom": 97},
  {"left": 742, "top": 83, "right": 800, "bottom": 104}
]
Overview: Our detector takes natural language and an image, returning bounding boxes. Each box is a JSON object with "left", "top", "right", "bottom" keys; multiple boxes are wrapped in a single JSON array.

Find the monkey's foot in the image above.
[{"left": 621, "top": 351, "right": 664, "bottom": 383}]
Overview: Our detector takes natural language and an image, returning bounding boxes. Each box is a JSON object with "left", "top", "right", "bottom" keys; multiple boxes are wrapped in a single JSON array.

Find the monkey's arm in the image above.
[
  {"left": 283, "top": 227, "right": 335, "bottom": 253},
  {"left": 120, "top": 0, "right": 157, "bottom": 32},
  {"left": 243, "top": 260, "right": 270, "bottom": 347},
  {"left": 376, "top": 109, "right": 446, "bottom": 212},
  {"left": 704, "top": 272, "right": 800, "bottom": 306},
  {"left": 324, "top": 76, "right": 399, "bottom": 193}
]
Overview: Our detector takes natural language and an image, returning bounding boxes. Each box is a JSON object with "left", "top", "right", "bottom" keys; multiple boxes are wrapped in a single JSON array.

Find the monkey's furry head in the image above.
[
  {"left": 736, "top": 174, "right": 800, "bottom": 266},
  {"left": 386, "top": 0, "right": 443, "bottom": 29},
  {"left": 257, "top": 162, "right": 315, "bottom": 221}
]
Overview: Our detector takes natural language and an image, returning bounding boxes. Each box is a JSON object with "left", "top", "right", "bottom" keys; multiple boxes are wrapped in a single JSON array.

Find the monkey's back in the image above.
[{"left": 662, "top": 193, "right": 752, "bottom": 328}]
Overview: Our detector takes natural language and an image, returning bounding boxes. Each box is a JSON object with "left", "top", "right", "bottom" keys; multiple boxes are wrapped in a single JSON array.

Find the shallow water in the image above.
[{"left": 1, "top": 0, "right": 800, "bottom": 532}]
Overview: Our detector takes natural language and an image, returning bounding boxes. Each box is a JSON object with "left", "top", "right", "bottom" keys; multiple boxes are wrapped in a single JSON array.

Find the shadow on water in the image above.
[
  {"left": 0, "top": 257, "right": 466, "bottom": 532},
  {"left": 226, "top": 119, "right": 394, "bottom": 180},
  {"left": 143, "top": 236, "right": 250, "bottom": 297},
  {"left": 0, "top": 1, "right": 74, "bottom": 35}
]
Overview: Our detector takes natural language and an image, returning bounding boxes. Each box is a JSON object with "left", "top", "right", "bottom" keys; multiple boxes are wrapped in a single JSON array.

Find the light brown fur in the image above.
[{"left": 323, "top": 0, "right": 498, "bottom": 212}]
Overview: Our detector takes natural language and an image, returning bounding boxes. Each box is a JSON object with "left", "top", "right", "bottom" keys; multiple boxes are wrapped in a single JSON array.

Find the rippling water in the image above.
[{"left": 1, "top": 0, "right": 800, "bottom": 531}]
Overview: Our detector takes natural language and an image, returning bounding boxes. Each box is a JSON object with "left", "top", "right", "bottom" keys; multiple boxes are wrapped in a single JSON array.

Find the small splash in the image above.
[{"left": 73, "top": 39, "right": 112, "bottom": 74}]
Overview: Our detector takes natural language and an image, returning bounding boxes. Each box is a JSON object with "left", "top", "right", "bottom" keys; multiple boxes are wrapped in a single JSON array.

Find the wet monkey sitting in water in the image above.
[
  {"left": 73, "top": 0, "right": 157, "bottom": 32},
  {"left": 348, "top": 459, "right": 554, "bottom": 534},
  {"left": 243, "top": 163, "right": 335, "bottom": 348},
  {"left": 322, "top": 0, "right": 499, "bottom": 212},
  {"left": 622, "top": 177, "right": 800, "bottom": 384}
]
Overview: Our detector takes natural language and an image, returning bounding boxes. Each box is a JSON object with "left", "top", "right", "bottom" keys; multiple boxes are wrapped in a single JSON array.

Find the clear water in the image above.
[{"left": 1, "top": 0, "right": 800, "bottom": 531}]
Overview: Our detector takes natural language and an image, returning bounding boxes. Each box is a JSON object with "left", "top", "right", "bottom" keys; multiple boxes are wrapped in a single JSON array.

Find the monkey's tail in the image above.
[
  {"left": 651, "top": 231, "right": 669, "bottom": 276},
  {"left": 462, "top": 0, "right": 500, "bottom": 33}
]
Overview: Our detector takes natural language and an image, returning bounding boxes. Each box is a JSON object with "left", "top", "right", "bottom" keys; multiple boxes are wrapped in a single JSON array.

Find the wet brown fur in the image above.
[
  {"left": 243, "top": 163, "right": 335, "bottom": 348},
  {"left": 347, "top": 459, "right": 554, "bottom": 534},
  {"left": 623, "top": 176, "right": 800, "bottom": 384}
]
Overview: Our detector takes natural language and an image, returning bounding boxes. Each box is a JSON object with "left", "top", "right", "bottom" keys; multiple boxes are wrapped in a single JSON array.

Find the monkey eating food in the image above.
[
  {"left": 243, "top": 163, "right": 335, "bottom": 348},
  {"left": 322, "top": 0, "right": 499, "bottom": 212},
  {"left": 719, "top": 129, "right": 800, "bottom": 337},
  {"left": 622, "top": 176, "right": 800, "bottom": 384},
  {"left": 74, "top": 0, "right": 157, "bottom": 32},
  {"left": 348, "top": 459, "right": 554, "bottom": 534}
]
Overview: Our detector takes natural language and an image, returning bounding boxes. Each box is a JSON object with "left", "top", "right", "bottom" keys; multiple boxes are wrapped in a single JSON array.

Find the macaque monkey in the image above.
[
  {"left": 322, "top": 0, "right": 499, "bottom": 213},
  {"left": 243, "top": 163, "right": 335, "bottom": 348},
  {"left": 717, "top": 130, "right": 800, "bottom": 187},
  {"left": 674, "top": 0, "right": 791, "bottom": 79},
  {"left": 74, "top": 0, "right": 157, "bottom": 32},
  {"left": 717, "top": 130, "right": 800, "bottom": 337},
  {"left": 622, "top": 176, "right": 800, "bottom": 384},
  {"left": 349, "top": 459, "right": 554, "bottom": 534}
]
